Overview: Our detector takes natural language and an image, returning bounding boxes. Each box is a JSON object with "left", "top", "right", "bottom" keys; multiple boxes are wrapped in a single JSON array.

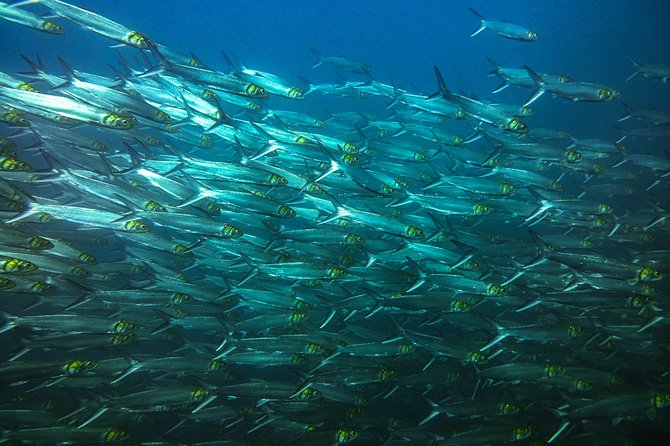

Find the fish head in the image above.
[
  {"left": 204, "top": 200, "right": 221, "bottom": 215},
  {"left": 474, "top": 203, "right": 491, "bottom": 216},
  {"left": 501, "top": 402, "right": 520, "bottom": 415},
  {"left": 111, "top": 333, "right": 136, "bottom": 345},
  {"left": 513, "top": 424, "right": 534, "bottom": 440},
  {"left": 520, "top": 105, "right": 534, "bottom": 116},
  {"left": 221, "top": 223, "right": 243, "bottom": 238},
  {"left": 342, "top": 142, "right": 359, "bottom": 154},
  {"left": 344, "top": 233, "right": 364, "bottom": 245},
  {"left": 500, "top": 181, "right": 516, "bottom": 194},
  {"left": 506, "top": 117, "right": 528, "bottom": 133},
  {"left": 1, "top": 158, "right": 32, "bottom": 171},
  {"left": 336, "top": 428, "right": 359, "bottom": 444},
  {"left": 342, "top": 153, "right": 360, "bottom": 165},
  {"left": 269, "top": 173, "right": 288, "bottom": 186},
  {"left": 328, "top": 266, "right": 348, "bottom": 279},
  {"left": 0, "top": 277, "right": 15, "bottom": 290},
  {"left": 192, "top": 387, "right": 208, "bottom": 401},
  {"left": 405, "top": 225, "right": 425, "bottom": 240},
  {"left": 201, "top": 89, "right": 219, "bottom": 102},
  {"left": 654, "top": 393, "right": 670, "bottom": 409},
  {"left": 487, "top": 283, "right": 506, "bottom": 295},
  {"left": 466, "top": 351, "right": 488, "bottom": 364},
  {"left": 209, "top": 359, "right": 226, "bottom": 370},
  {"left": 155, "top": 110, "right": 172, "bottom": 124},
  {"left": 63, "top": 359, "right": 99, "bottom": 375},
  {"left": 297, "top": 387, "right": 320, "bottom": 400},
  {"left": 568, "top": 325, "right": 583, "bottom": 337},
  {"left": 1, "top": 258, "right": 37, "bottom": 273},
  {"left": 450, "top": 299, "right": 470, "bottom": 312},
  {"left": 3, "top": 110, "right": 30, "bottom": 126},
  {"left": 598, "top": 203, "right": 613, "bottom": 214},
  {"left": 39, "top": 19, "right": 64, "bottom": 34},
  {"left": 277, "top": 204, "right": 297, "bottom": 218},
  {"left": 123, "top": 220, "right": 149, "bottom": 233},
  {"left": 290, "top": 312, "right": 308, "bottom": 324},
  {"left": 17, "top": 82, "right": 37, "bottom": 92},
  {"left": 525, "top": 31, "right": 538, "bottom": 41},
  {"left": 171, "top": 293, "right": 192, "bottom": 304},
  {"left": 102, "top": 113, "right": 134, "bottom": 130},
  {"left": 113, "top": 320, "right": 138, "bottom": 333},
  {"left": 144, "top": 200, "right": 166, "bottom": 212},
  {"left": 125, "top": 31, "right": 148, "bottom": 48},
  {"left": 598, "top": 87, "right": 619, "bottom": 100},
  {"left": 546, "top": 364, "right": 566, "bottom": 377},
  {"left": 28, "top": 235, "right": 53, "bottom": 249},
  {"left": 574, "top": 378, "right": 592, "bottom": 391},
  {"left": 245, "top": 83, "right": 268, "bottom": 98},
  {"left": 565, "top": 149, "right": 583, "bottom": 163},
  {"left": 638, "top": 266, "right": 662, "bottom": 282},
  {"left": 305, "top": 342, "right": 325, "bottom": 355},
  {"left": 287, "top": 86, "right": 305, "bottom": 99},
  {"left": 102, "top": 428, "right": 129, "bottom": 443},
  {"left": 76, "top": 252, "right": 97, "bottom": 264}
]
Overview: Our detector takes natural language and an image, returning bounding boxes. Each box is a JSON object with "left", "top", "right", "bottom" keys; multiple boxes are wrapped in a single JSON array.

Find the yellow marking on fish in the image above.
[{"left": 1, "top": 258, "right": 37, "bottom": 273}]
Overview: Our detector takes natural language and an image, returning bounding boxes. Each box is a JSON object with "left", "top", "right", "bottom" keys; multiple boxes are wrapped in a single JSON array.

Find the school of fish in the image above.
[{"left": 1, "top": 1, "right": 669, "bottom": 445}]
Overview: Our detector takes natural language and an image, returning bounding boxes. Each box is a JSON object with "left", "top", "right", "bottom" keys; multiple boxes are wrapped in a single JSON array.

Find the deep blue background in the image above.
[{"left": 2, "top": 0, "right": 670, "bottom": 144}]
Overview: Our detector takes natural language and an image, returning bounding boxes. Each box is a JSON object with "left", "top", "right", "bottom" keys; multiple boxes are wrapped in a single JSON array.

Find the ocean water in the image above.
[{"left": 1, "top": 0, "right": 670, "bottom": 445}]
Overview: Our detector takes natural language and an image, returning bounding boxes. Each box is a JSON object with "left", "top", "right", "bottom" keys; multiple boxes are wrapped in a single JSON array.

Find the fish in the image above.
[
  {"left": 626, "top": 57, "right": 670, "bottom": 82},
  {"left": 0, "top": 1, "right": 667, "bottom": 445},
  {"left": 523, "top": 66, "right": 620, "bottom": 106},
  {"left": 0, "top": 1, "right": 63, "bottom": 33},
  {"left": 469, "top": 8, "right": 538, "bottom": 41},
  {"left": 432, "top": 66, "right": 529, "bottom": 133}
]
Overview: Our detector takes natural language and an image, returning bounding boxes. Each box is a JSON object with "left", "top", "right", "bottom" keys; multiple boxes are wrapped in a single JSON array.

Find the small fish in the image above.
[{"left": 469, "top": 8, "right": 537, "bottom": 41}]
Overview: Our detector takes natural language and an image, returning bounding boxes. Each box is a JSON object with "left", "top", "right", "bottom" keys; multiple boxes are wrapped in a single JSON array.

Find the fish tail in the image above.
[
  {"left": 432, "top": 65, "right": 450, "bottom": 97},
  {"left": 468, "top": 8, "right": 487, "bottom": 37},
  {"left": 137, "top": 39, "right": 167, "bottom": 78},
  {"left": 309, "top": 48, "right": 324, "bottom": 68}
]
